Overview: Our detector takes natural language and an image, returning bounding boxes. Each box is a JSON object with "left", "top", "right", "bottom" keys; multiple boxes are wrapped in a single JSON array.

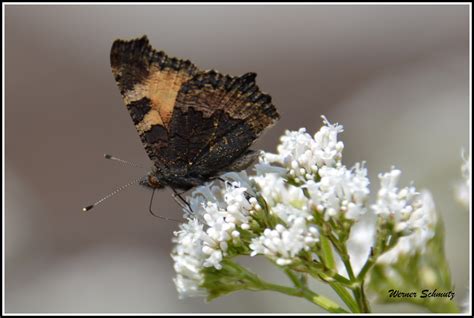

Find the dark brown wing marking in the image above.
[
  {"left": 110, "top": 35, "right": 198, "bottom": 132},
  {"left": 166, "top": 70, "right": 279, "bottom": 177},
  {"left": 176, "top": 71, "right": 278, "bottom": 136}
]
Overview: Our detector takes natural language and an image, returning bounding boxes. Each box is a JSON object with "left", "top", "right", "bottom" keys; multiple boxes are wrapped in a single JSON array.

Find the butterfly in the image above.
[
  {"left": 110, "top": 35, "right": 279, "bottom": 190},
  {"left": 83, "top": 35, "right": 279, "bottom": 215}
]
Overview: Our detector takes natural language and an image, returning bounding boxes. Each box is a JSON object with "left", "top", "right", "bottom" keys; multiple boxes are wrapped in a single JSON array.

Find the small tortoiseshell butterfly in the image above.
[{"left": 84, "top": 35, "right": 279, "bottom": 214}]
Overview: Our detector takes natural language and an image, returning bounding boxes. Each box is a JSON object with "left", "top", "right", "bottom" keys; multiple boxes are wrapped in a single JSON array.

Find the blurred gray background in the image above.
[{"left": 5, "top": 4, "right": 470, "bottom": 313}]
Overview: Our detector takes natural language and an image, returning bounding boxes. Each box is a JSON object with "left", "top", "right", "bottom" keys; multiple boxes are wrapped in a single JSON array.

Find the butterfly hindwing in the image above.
[{"left": 168, "top": 71, "right": 278, "bottom": 177}]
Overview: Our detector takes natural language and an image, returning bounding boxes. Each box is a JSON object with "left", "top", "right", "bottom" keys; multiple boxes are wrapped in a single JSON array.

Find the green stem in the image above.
[
  {"left": 226, "top": 260, "right": 348, "bottom": 313},
  {"left": 353, "top": 283, "right": 370, "bottom": 313},
  {"left": 357, "top": 257, "right": 375, "bottom": 282},
  {"left": 329, "top": 282, "right": 360, "bottom": 313},
  {"left": 283, "top": 268, "right": 349, "bottom": 313},
  {"left": 331, "top": 273, "right": 353, "bottom": 286},
  {"left": 318, "top": 234, "right": 354, "bottom": 286},
  {"left": 299, "top": 287, "right": 349, "bottom": 313},
  {"left": 335, "top": 241, "right": 367, "bottom": 313},
  {"left": 320, "top": 235, "right": 336, "bottom": 270},
  {"left": 326, "top": 230, "right": 371, "bottom": 313},
  {"left": 284, "top": 268, "right": 306, "bottom": 288},
  {"left": 258, "top": 281, "right": 302, "bottom": 297},
  {"left": 336, "top": 243, "right": 355, "bottom": 281},
  {"left": 304, "top": 243, "right": 361, "bottom": 313},
  {"left": 305, "top": 262, "right": 352, "bottom": 287},
  {"left": 259, "top": 280, "right": 348, "bottom": 313}
]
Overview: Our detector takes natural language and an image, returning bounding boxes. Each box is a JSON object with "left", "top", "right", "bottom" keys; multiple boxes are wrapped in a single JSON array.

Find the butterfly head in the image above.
[{"left": 146, "top": 172, "right": 165, "bottom": 189}]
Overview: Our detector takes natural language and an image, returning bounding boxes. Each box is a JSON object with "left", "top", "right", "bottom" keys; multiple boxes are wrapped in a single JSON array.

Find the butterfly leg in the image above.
[
  {"left": 217, "top": 177, "right": 253, "bottom": 200},
  {"left": 171, "top": 188, "right": 193, "bottom": 213},
  {"left": 148, "top": 188, "right": 181, "bottom": 222},
  {"left": 220, "top": 178, "right": 270, "bottom": 214}
]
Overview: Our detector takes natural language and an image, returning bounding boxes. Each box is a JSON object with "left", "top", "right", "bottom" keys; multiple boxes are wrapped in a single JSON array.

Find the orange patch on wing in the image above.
[
  {"left": 147, "top": 68, "right": 191, "bottom": 125},
  {"left": 124, "top": 66, "right": 192, "bottom": 131}
]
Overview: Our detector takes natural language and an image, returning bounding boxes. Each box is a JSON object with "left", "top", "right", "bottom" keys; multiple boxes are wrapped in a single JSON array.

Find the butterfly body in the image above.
[{"left": 110, "top": 36, "right": 279, "bottom": 191}]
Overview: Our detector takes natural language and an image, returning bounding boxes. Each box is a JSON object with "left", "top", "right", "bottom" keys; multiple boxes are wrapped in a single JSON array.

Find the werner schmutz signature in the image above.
[{"left": 388, "top": 289, "right": 455, "bottom": 301}]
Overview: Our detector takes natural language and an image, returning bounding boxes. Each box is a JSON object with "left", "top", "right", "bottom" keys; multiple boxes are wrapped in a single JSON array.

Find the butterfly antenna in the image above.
[
  {"left": 82, "top": 176, "right": 143, "bottom": 212},
  {"left": 104, "top": 153, "right": 146, "bottom": 169}
]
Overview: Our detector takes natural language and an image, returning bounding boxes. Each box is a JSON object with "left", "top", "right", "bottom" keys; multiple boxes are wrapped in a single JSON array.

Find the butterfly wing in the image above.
[
  {"left": 168, "top": 71, "right": 279, "bottom": 178},
  {"left": 110, "top": 35, "right": 198, "bottom": 170},
  {"left": 110, "top": 36, "right": 279, "bottom": 185}
]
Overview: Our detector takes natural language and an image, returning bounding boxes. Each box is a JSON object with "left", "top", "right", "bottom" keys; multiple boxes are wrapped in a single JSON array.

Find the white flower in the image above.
[
  {"left": 455, "top": 152, "right": 471, "bottom": 208},
  {"left": 185, "top": 183, "right": 221, "bottom": 218},
  {"left": 249, "top": 218, "right": 319, "bottom": 265},
  {"left": 377, "top": 191, "right": 438, "bottom": 264},
  {"left": 305, "top": 163, "right": 370, "bottom": 221},
  {"left": 223, "top": 182, "right": 253, "bottom": 225},
  {"left": 172, "top": 175, "right": 258, "bottom": 296},
  {"left": 372, "top": 169, "right": 438, "bottom": 263},
  {"left": 172, "top": 219, "right": 207, "bottom": 298},
  {"left": 272, "top": 203, "right": 313, "bottom": 225},
  {"left": 197, "top": 182, "right": 255, "bottom": 270},
  {"left": 372, "top": 169, "right": 421, "bottom": 234},
  {"left": 253, "top": 118, "right": 368, "bottom": 225},
  {"left": 459, "top": 288, "right": 471, "bottom": 313},
  {"left": 252, "top": 172, "right": 308, "bottom": 211},
  {"left": 312, "top": 116, "right": 345, "bottom": 167},
  {"left": 461, "top": 152, "right": 471, "bottom": 185},
  {"left": 262, "top": 116, "right": 344, "bottom": 182}
]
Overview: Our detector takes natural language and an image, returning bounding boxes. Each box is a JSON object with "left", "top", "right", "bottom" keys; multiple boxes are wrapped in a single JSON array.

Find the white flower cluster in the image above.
[
  {"left": 376, "top": 191, "right": 437, "bottom": 264},
  {"left": 172, "top": 178, "right": 257, "bottom": 298},
  {"left": 372, "top": 169, "right": 438, "bottom": 264},
  {"left": 455, "top": 152, "right": 471, "bottom": 208},
  {"left": 305, "top": 164, "right": 370, "bottom": 221},
  {"left": 372, "top": 169, "right": 423, "bottom": 234},
  {"left": 249, "top": 218, "right": 319, "bottom": 266},
  {"left": 259, "top": 117, "right": 369, "bottom": 222},
  {"left": 264, "top": 117, "right": 344, "bottom": 183},
  {"left": 343, "top": 172, "right": 439, "bottom": 270},
  {"left": 171, "top": 117, "right": 439, "bottom": 298},
  {"left": 172, "top": 219, "right": 207, "bottom": 298}
]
